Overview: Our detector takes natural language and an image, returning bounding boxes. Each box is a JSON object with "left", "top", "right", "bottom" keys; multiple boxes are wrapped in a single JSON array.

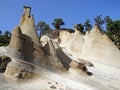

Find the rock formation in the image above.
[
  {"left": 20, "top": 6, "right": 40, "bottom": 47},
  {"left": 59, "top": 25, "right": 120, "bottom": 68},
  {"left": 4, "top": 6, "right": 66, "bottom": 80},
  {"left": 0, "top": 6, "right": 120, "bottom": 90},
  {"left": 4, "top": 6, "right": 120, "bottom": 79}
]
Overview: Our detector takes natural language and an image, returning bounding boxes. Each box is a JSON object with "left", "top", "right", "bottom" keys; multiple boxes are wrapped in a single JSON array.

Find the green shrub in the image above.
[{"left": 0, "top": 56, "right": 11, "bottom": 73}]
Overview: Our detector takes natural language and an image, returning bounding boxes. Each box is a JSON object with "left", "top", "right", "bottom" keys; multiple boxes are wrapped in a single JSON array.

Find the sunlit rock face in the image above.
[
  {"left": 80, "top": 25, "right": 120, "bottom": 66},
  {"left": 20, "top": 6, "right": 41, "bottom": 48},
  {"left": 4, "top": 6, "right": 65, "bottom": 80},
  {"left": 59, "top": 25, "right": 120, "bottom": 68},
  {"left": 4, "top": 60, "right": 36, "bottom": 80},
  {"left": 0, "top": 6, "right": 120, "bottom": 90},
  {"left": 8, "top": 17, "right": 45, "bottom": 63}
]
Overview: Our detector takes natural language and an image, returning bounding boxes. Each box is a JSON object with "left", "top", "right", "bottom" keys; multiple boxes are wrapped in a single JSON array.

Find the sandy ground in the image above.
[
  {"left": 0, "top": 62, "right": 120, "bottom": 90},
  {"left": 0, "top": 38, "right": 120, "bottom": 90},
  {"left": 0, "top": 73, "right": 70, "bottom": 90},
  {"left": 1, "top": 9, "right": 120, "bottom": 90}
]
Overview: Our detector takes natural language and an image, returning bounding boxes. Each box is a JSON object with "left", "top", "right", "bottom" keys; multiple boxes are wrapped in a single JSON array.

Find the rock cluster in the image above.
[
  {"left": 69, "top": 60, "right": 87, "bottom": 71},
  {"left": 4, "top": 6, "right": 65, "bottom": 80},
  {"left": 59, "top": 25, "right": 120, "bottom": 67},
  {"left": 3, "top": 6, "right": 120, "bottom": 81}
]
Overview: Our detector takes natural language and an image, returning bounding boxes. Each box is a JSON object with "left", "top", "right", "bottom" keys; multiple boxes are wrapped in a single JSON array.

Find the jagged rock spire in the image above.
[
  {"left": 7, "top": 6, "right": 65, "bottom": 71},
  {"left": 20, "top": 6, "right": 41, "bottom": 48},
  {"left": 23, "top": 6, "right": 31, "bottom": 16}
]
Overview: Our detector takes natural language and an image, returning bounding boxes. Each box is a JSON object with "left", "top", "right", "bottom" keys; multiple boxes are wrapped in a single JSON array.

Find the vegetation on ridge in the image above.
[
  {"left": 0, "top": 30, "right": 11, "bottom": 46},
  {"left": 0, "top": 15, "right": 120, "bottom": 50},
  {"left": 35, "top": 15, "right": 120, "bottom": 49},
  {"left": 0, "top": 56, "right": 11, "bottom": 73}
]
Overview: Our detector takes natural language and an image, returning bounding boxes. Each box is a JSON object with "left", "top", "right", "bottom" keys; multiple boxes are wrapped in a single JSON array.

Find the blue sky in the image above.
[{"left": 0, "top": 0, "right": 120, "bottom": 32}]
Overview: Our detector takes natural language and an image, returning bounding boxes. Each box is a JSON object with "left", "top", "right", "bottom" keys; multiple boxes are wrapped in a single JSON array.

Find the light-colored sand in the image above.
[{"left": 0, "top": 62, "right": 120, "bottom": 90}]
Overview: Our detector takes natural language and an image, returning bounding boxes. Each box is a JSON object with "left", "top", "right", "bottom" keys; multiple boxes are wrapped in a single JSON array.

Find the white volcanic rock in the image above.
[
  {"left": 20, "top": 6, "right": 41, "bottom": 48},
  {"left": 81, "top": 26, "right": 120, "bottom": 67},
  {"left": 59, "top": 25, "right": 120, "bottom": 67},
  {"left": 3, "top": 6, "right": 65, "bottom": 80},
  {"left": 59, "top": 25, "right": 120, "bottom": 78},
  {"left": 0, "top": 6, "right": 120, "bottom": 90}
]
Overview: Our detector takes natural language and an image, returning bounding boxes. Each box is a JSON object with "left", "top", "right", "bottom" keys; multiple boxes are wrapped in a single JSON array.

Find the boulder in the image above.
[
  {"left": 69, "top": 60, "right": 87, "bottom": 72},
  {"left": 4, "top": 60, "right": 36, "bottom": 80}
]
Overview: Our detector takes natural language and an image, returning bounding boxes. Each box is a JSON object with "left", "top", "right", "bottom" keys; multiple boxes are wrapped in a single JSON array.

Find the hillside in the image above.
[{"left": 0, "top": 6, "right": 120, "bottom": 90}]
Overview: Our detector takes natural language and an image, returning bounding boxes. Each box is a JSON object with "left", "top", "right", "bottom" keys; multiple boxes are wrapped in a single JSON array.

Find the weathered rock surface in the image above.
[
  {"left": 20, "top": 6, "right": 40, "bottom": 47},
  {"left": 4, "top": 60, "right": 35, "bottom": 80},
  {"left": 59, "top": 25, "right": 120, "bottom": 68},
  {"left": 69, "top": 60, "right": 87, "bottom": 71},
  {"left": 4, "top": 6, "right": 65, "bottom": 80},
  {"left": 0, "top": 6, "right": 120, "bottom": 90}
]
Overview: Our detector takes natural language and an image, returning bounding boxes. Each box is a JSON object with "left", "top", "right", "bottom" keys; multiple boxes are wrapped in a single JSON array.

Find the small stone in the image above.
[
  {"left": 50, "top": 86, "right": 56, "bottom": 89},
  {"left": 48, "top": 82, "right": 51, "bottom": 84},
  {"left": 56, "top": 82, "right": 58, "bottom": 84},
  {"left": 86, "top": 71, "right": 93, "bottom": 76}
]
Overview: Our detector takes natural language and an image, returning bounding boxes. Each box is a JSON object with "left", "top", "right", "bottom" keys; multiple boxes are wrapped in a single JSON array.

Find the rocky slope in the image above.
[{"left": 0, "top": 6, "right": 120, "bottom": 90}]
